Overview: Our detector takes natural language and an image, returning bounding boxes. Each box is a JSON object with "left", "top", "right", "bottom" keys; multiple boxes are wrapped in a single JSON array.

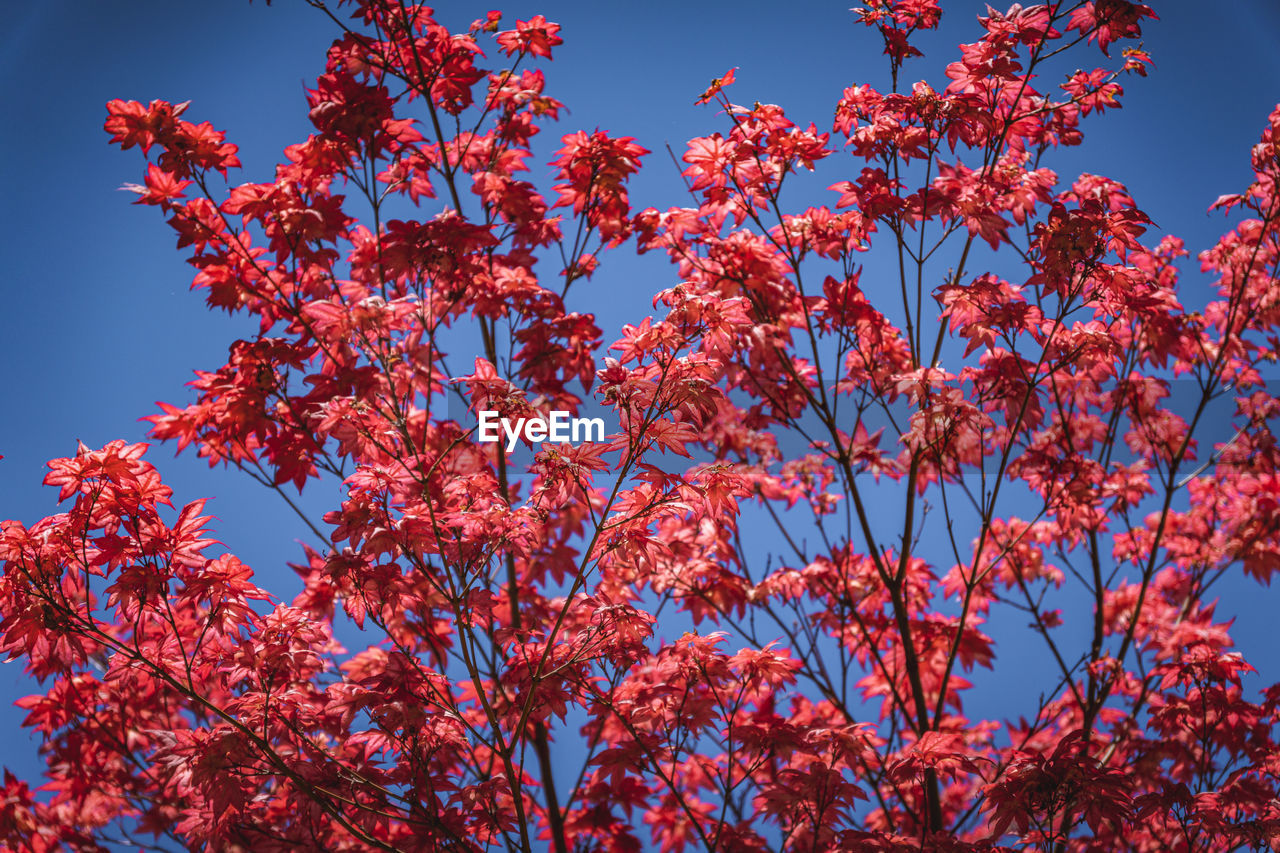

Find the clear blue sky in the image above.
[{"left": 2, "top": 0, "right": 1279, "bottom": 802}]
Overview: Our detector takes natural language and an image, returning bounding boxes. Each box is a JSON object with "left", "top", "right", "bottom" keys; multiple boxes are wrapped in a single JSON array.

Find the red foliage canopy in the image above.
[{"left": 4, "top": 1, "right": 1280, "bottom": 850}]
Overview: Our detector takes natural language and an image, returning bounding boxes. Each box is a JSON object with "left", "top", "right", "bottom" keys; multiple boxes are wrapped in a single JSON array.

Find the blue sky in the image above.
[{"left": 2, "top": 0, "right": 1279, "bottom": 814}]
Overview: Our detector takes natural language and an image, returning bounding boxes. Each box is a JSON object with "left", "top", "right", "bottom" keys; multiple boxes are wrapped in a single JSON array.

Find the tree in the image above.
[{"left": 3, "top": 0, "right": 1280, "bottom": 849}]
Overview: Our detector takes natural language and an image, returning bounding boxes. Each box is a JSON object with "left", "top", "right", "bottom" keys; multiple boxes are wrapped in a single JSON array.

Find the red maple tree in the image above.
[{"left": 4, "top": 1, "right": 1280, "bottom": 850}]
